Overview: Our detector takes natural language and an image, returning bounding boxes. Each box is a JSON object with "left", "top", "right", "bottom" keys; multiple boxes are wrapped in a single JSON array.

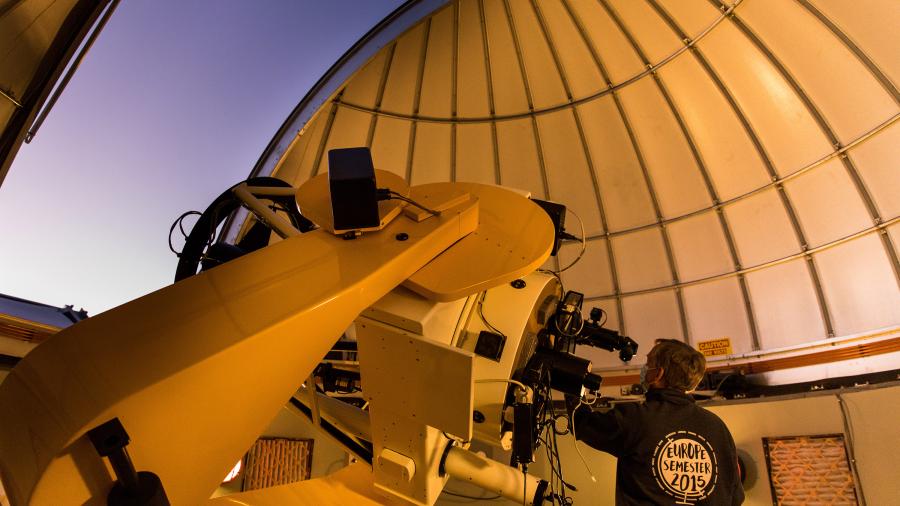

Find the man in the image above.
[{"left": 571, "top": 339, "right": 744, "bottom": 505}]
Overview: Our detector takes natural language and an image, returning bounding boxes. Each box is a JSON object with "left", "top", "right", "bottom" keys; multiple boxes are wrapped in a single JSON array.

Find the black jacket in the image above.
[{"left": 573, "top": 388, "right": 744, "bottom": 505}]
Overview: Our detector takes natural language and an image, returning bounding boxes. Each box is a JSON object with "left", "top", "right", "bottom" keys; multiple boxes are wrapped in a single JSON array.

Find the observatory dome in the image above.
[{"left": 237, "top": 0, "right": 900, "bottom": 375}]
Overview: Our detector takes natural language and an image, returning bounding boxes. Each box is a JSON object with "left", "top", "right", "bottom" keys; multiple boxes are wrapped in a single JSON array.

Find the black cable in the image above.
[
  {"left": 378, "top": 189, "right": 442, "bottom": 216},
  {"left": 168, "top": 210, "right": 203, "bottom": 256},
  {"left": 477, "top": 291, "right": 506, "bottom": 338},
  {"left": 442, "top": 489, "right": 501, "bottom": 501}
]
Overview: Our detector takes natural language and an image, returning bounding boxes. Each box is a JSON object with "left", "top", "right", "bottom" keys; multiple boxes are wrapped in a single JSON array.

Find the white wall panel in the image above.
[
  {"left": 418, "top": 7, "right": 454, "bottom": 118},
  {"left": 536, "top": 111, "right": 603, "bottom": 235},
  {"left": 622, "top": 290, "right": 684, "bottom": 355},
  {"left": 849, "top": 120, "right": 900, "bottom": 219},
  {"left": 658, "top": 53, "right": 771, "bottom": 202},
  {"left": 506, "top": 0, "right": 567, "bottom": 110},
  {"left": 607, "top": 0, "right": 683, "bottom": 66},
  {"left": 682, "top": 278, "right": 753, "bottom": 353},
  {"left": 380, "top": 23, "right": 427, "bottom": 115},
  {"left": 370, "top": 117, "right": 412, "bottom": 179},
  {"left": 577, "top": 98, "right": 656, "bottom": 231},
  {"left": 810, "top": 0, "right": 900, "bottom": 89},
  {"left": 611, "top": 227, "right": 671, "bottom": 292},
  {"left": 724, "top": 189, "right": 800, "bottom": 267},
  {"left": 559, "top": 240, "right": 613, "bottom": 298},
  {"left": 482, "top": 0, "right": 529, "bottom": 116},
  {"left": 456, "top": 122, "right": 496, "bottom": 185},
  {"left": 815, "top": 234, "right": 900, "bottom": 336},
  {"left": 495, "top": 119, "right": 543, "bottom": 194},
  {"left": 667, "top": 211, "right": 733, "bottom": 282},
  {"left": 455, "top": 0, "right": 491, "bottom": 117},
  {"left": 617, "top": 77, "right": 711, "bottom": 218},
  {"left": 739, "top": 0, "right": 898, "bottom": 142},
  {"left": 698, "top": 22, "right": 832, "bottom": 176},
  {"left": 782, "top": 159, "right": 871, "bottom": 248},
  {"left": 566, "top": 0, "right": 643, "bottom": 85},
  {"left": 746, "top": 259, "right": 826, "bottom": 348},
  {"left": 410, "top": 122, "right": 451, "bottom": 185}
]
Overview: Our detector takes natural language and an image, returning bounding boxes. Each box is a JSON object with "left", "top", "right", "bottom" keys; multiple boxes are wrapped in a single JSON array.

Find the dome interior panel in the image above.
[
  {"left": 314, "top": 108, "right": 373, "bottom": 176},
  {"left": 698, "top": 22, "right": 833, "bottom": 176},
  {"left": 577, "top": 98, "right": 657, "bottom": 231},
  {"left": 1, "top": 0, "right": 71, "bottom": 94},
  {"left": 590, "top": 298, "right": 621, "bottom": 333},
  {"left": 656, "top": 52, "right": 771, "bottom": 202},
  {"left": 417, "top": 7, "right": 455, "bottom": 118},
  {"left": 481, "top": 0, "right": 530, "bottom": 116},
  {"left": 815, "top": 234, "right": 900, "bottom": 336},
  {"left": 565, "top": 0, "right": 644, "bottom": 85},
  {"left": 559, "top": 239, "right": 614, "bottom": 298},
  {"left": 724, "top": 188, "right": 801, "bottom": 267},
  {"left": 616, "top": 77, "right": 712, "bottom": 218},
  {"left": 370, "top": 117, "right": 413, "bottom": 179},
  {"left": 341, "top": 50, "right": 389, "bottom": 108},
  {"left": 456, "top": 122, "right": 498, "bottom": 185},
  {"left": 654, "top": 0, "right": 723, "bottom": 38},
  {"left": 533, "top": 0, "right": 606, "bottom": 101},
  {"left": 410, "top": 122, "right": 452, "bottom": 185},
  {"left": 682, "top": 278, "right": 754, "bottom": 354},
  {"left": 889, "top": 223, "right": 900, "bottom": 261},
  {"left": 622, "top": 290, "right": 685, "bottom": 356},
  {"left": 248, "top": 0, "right": 900, "bottom": 363},
  {"left": 541, "top": 255, "right": 558, "bottom": 273},
  {"left": 454, "top": 0, "right": 491, "bottom": 117},
  {"left": 782, "top": 158, "right": 873, "bottom": 249},
  {"left": 379, "top": 23, "right": 428, "bottom": 115},
  {"left": 505, "top": 0, "right": 568, "bottom": 109},
  {"left": 495, "top": 118, "right": 544, "bottom": 195},
  {"left": 0, "top": 105, "right": 11, "bottom": 134},
  {"left": 746, "top": 259, "right": 827, "bottom": 349},
  {"left": 535, "top": 111, "right": 604, "bottom": 236},
  {"left": 850, "top": 119, "right": 900, "bottom": 219},
  {"left": 667, "top": 211, "right": 734, "bottom": 282},
  {"left": 737, "top": 0, "right": 899, "bottom": 143},
  {"left": 809, "top": 0, "right": 900, "bottom": 89},
  {"left": 605, "top": 0, "right": 685, "bottom": 65},
  {"left": 273, "top": 110, "right": 329, "bottom": 183},
  {"left": 610, "top": 227, "right": 672, "bottom": 292}
]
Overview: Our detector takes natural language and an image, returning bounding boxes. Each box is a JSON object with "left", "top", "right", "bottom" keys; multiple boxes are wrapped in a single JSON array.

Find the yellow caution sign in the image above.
[{"left": 698, "top": 337, "right": 733, "bottom": 357}]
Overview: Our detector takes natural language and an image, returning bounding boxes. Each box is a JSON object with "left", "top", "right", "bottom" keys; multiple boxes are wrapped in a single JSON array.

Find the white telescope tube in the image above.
[{"left": 442, "top": 445, "right": 548, "bottom": 505}]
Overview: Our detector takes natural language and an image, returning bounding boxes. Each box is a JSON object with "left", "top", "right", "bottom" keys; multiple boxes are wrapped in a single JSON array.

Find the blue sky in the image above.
[{"left": 0, "top": 1, "right": 404, "bottom": 314}]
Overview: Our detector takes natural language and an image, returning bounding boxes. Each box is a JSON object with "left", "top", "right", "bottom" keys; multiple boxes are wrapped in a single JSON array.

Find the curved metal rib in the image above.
[
  {"left": 332, "top": 0, "right": 741, "bottom": 124},
  {"left": 366, "top": 43, "right": 397, "bottom": 148},
  {"left": 597, "top": 0, "right": 690, "bottom": 342},
  {"left": 721, "top": 0, "right": 900, "bottom": 332},
  {"left": 585, "top": 215, "right": 899, "bottom": 301},
  {"left": 407, "top": 18, "right": 432, "bottom": 182}
]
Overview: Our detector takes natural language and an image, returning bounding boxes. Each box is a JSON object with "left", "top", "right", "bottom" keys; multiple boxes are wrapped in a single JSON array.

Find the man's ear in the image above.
[{"left": 651, "top": 367, "right": 665, "bottom": 387}]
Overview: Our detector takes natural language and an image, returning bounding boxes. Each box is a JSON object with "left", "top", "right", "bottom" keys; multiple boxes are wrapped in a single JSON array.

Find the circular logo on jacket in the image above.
[{"left": 651, "top": 430, "right": 718, "bottom": 504}]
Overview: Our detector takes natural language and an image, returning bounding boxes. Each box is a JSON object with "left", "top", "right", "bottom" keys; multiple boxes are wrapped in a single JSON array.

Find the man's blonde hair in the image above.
[{"left": 651, "top": 339, "right": 706, "bottom": 391}]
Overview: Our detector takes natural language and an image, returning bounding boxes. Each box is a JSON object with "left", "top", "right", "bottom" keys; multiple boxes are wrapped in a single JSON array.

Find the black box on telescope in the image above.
[
  {"left": 531, "top": 198, "right": 566, "bottom": 256},
  {"left": 328, "top": 147, "right": 380, "bottom": 231}
]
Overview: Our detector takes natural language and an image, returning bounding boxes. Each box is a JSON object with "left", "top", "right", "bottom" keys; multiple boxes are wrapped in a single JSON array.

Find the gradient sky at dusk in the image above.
[{"left": 0, "top": 1, "right": 404, "bottom": 314}]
